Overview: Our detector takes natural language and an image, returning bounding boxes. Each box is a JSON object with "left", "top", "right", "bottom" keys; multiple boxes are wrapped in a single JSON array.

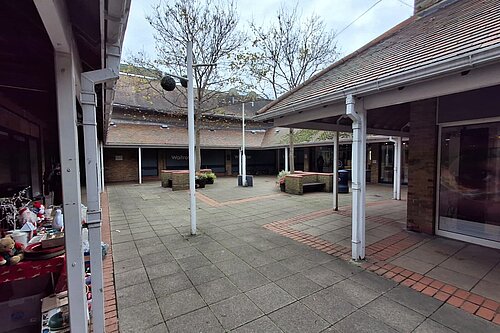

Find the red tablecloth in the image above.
[{"left": 0, "top": 255, "right": 65, "bottom": 284}]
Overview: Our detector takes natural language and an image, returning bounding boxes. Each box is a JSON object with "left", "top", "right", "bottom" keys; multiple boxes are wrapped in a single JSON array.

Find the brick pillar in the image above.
[
  {"left": 407, "top": 98, "right": 438, "bottom": 235},
  {"left": 225, "top": 150, "right": 232, "bottom": 176},
  {"left": 370, "top": 143, "right": 380, "bottom": 184}
]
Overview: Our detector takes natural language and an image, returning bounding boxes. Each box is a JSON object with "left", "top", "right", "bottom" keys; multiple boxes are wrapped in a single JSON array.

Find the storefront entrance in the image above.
[{"left": 437, "top": 120, "right": 500, "bottom": 248}]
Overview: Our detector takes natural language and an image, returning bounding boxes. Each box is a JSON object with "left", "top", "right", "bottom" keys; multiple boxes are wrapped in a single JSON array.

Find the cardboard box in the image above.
[{"left": 0, "top": 293, "right": 42, "bottom": 332}]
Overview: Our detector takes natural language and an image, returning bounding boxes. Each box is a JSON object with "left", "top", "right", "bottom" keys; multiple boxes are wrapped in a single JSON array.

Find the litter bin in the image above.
[
  {"left": 237, "top": 175, "right": 254, "bottom": 187},
  {"left": 338, "top": 170, "right": 349, "bottom": 193}
]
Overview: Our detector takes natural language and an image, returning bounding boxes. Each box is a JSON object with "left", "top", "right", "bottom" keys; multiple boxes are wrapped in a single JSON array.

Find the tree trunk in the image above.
[{"left": 289, "top": 128, "right": 295, "bottom": 173}]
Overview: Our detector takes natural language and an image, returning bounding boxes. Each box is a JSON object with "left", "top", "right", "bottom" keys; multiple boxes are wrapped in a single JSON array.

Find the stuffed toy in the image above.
[
  {"left": 0, "top": 235, "right": 24, "bottom": 265},
  {"left": 32, "top": 201, "right": 45, "bottom": 221},
  {"left": 19, "top": 207, "right": 38, "bottom": 228}
]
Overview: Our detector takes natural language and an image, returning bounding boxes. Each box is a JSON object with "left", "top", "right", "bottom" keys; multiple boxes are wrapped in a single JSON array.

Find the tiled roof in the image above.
[
  {"left": 106, "top": 123, "right": 266, "bottom": 149},
  {"left": 257, "top": 0, "right": 500, "bottom": 117},
  {"left": 114, "top": 74, "right": 271, "bottom": 118}
]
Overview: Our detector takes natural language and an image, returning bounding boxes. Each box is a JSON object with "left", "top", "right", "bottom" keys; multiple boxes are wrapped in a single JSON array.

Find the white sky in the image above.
[{"left": 123, "top": 0, "right": 414, "bottom": 61}]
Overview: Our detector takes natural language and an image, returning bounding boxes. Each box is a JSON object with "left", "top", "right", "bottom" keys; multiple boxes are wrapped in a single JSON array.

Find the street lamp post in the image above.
[
  {"left": 186, "top": 41, "right": 196, "bottom": 235},
  {"left": 160, "top": 40, "right": 215, "bottom": 236},
  {"left": 241, "top": 102, "right": 247, "bottom": 186}
]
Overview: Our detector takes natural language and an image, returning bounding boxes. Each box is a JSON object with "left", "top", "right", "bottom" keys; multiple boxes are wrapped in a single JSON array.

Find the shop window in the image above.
[{"left": 438, "top": 121, "right": 500, "bottom": 244}]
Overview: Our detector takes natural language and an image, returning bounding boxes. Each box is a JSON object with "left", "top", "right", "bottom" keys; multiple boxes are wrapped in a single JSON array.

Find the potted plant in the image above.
[
  {"left": 195, "top": 173, "right": 207, "bottom": 188},
  {"left": 205, "top": 172, "right": 217, "bottom": 184},
  {"left": 276, "top": 170, "right": 290, "bottom": 192}
]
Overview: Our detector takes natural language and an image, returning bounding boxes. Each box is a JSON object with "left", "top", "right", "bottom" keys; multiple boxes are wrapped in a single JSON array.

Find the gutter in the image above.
[{"left": 254, "top": 44, "right": 500, "bottom": 121}]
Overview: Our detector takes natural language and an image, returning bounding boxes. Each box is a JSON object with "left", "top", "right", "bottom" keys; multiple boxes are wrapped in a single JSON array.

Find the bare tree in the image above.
[
  {"left": 244, "top": 2, "right": 339, "bottom": 172},
  {"left": 126, "top": 0, "right": 245, "bottom": 171}
]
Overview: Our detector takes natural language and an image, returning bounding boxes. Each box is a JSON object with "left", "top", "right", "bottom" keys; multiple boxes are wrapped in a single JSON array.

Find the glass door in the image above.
[{"left": 437, "top": 121, "right": 500, "bottom": 247}]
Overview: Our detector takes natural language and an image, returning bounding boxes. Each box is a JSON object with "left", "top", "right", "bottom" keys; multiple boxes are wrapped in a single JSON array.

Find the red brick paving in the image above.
[
  {"left": 262, "top": 207, "right": 500, "bottom": 325},
  {"left": 101, "top": 191, "right": 119, "bottom": 333}
]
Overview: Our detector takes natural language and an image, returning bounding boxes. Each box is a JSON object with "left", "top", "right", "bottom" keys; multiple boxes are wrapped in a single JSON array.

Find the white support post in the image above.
[
  {"left": 187, "top": 40, "right": 197, "bottom": 235},
  {"left": 138, "top": 147, "right": 142, "bottom": 184},
  {"left": 55, "top": 52, "right": 88, "bottom": 332},
  {"left": 238, "top": 148, "right": 242, "bottom": 176},
  {"left": 241, "top": 103, "right": 247, "bottom": 186},
  {"left": 333, "top": 132, "right": 339, "bottom": 211},
  {"left": 346, "top": 95, "right": 366, "bottom": 261},
  {"left": 396, "top": 137, "right": 402, "bottom": 200},
  {"left": 96, "top": 141, "right": 102, "bottom": 194},
  {"left": 389, "top": 137, "right": 402, "bottom": 200},
  {"left": 284, "top": 147, "right": 289, "bottom": 172}
]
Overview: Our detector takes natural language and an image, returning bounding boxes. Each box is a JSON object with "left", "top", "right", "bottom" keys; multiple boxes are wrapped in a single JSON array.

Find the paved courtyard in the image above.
[{"left": 106, "top": 177, "right": 500, "bottom": 332}]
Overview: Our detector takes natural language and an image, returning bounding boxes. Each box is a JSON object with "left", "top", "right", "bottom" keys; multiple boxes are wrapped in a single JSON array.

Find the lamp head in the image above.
[{"left": 160, "top": 76, "right": 176, "bottom": 91}]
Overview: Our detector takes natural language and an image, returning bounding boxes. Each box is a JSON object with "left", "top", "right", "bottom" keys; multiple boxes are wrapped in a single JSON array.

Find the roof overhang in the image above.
[{"left": 254, "top": 44, "right": 500, "bottom": 125}]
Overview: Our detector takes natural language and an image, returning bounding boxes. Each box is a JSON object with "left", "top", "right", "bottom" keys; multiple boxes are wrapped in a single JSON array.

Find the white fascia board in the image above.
[{"left": 256, "top": 44, "right": 500, "bottom": 121}]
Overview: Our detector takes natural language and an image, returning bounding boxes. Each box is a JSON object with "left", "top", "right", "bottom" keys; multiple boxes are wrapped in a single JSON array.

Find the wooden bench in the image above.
[
  {"left": 284, "top": 172, "right": 333, "bottom": 195},
  {"left": 303, "top": 182, "right": 326, "bottom": 193}
]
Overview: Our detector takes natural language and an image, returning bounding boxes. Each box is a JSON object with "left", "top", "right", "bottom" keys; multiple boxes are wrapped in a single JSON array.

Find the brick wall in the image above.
[
  {"left": 104, "top": 148, "right": 138, "bottom": 182},
  {"left": 407, "top": 98, "right": 438, "bottom": 235}
]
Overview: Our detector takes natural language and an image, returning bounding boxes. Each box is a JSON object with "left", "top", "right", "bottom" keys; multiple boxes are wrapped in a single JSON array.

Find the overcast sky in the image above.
[{"left": 123, "top": 0, "right": 413, "bottom": 61}]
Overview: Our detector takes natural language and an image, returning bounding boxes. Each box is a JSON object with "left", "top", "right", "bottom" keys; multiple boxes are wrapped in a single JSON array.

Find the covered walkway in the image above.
[{"left": 106, "top": 177, "right": 499, "bottom": 332}]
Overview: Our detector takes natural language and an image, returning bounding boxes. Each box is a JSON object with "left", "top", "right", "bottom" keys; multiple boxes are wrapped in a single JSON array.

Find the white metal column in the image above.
[
  {"left": 389, "top": 136, "right": 402, "bottom": 200},
  {"left": 333, "top": 132, "right": 339, "bottom": 211},
  {"left": 346, "top": 95, "right": 366, "bottom": 260},
  {"left": 241, "top": 103, "right": 247, "bottom": 186},
  {"left": 238, "top": 148, "right": 242, "bottom": 175},
  {"left": 138, "top": 147, "right": 142, "bottom": 184},
  {"left": 55, "top": 51, "right": 88, "bottom": 332},
  {"left": 187, "top": 40, "right": 197, "bottom": 235},
  {"left": 284, "top": 147, "right": 289, "bottom": 172}
]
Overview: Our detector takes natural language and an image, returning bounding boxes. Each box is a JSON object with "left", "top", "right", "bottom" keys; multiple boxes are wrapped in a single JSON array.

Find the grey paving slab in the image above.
[
  {"left": 268, "top": 302, "right": 329, "bottom": 333},
  {"left": 145, "top": 261, "right": 183, "bottom": 280},
  {"left": 215, "top": 257, "right": 253, "bottom": 276},
  {"left": 143, "top": 323, "right": 168, "bottom": 333},
  {"left": 166, "top": 306, "right": 224, "bottom": 333},
  {"left": 114, "top": 257, "right": 144, "bottom": 274},
  {"left": 430, "top": 303, "right": 499, "bottom": 333},
  {"left": 116, "top": 281, "right": 155, "bottom": 310},
  {"left": 413, "top": 319, "right": 458, "bottom": 333},
  {"left": 321, "top": 259, "right": 364, "bottom": 277},
  {"left": 332, "top": 310, "right": 398, "bottom": 333},
  {"left": 118, "top": 299, "right": 164, "bottom": 333},
  {"left": 210, "top": 294, "right": 264, "bottom": 330},
  {"left": 141, "top": 250, "right": 175, "bottom": 267},
  {"left": 257, "top": 262, "right": 295, "bottom": 281},
  {"left": 362, "top": 296, "right": 425, "bottom": 332},
  {"left": 328, "top": 279, "right": 381, "bottom": 308},
  {"left": 158, "top": 287, "right": 206, "bottom": 320},
  {"left": 276, "top": 273, "right": 323, "bottom": 299},
  {"left": 348, "top": 270, "right": 398, "bottom": 293},
  {"left": 279, "top": 256, "right": 319, "bottom": 272},
  {"left": 302, "top": 265, "right": 344, "bottom": 288},
  {"left": 114, "top": 267, "right": 149, "bottom": 289},
  {"left": 245, "top": 283, "right": 296, "bottom": 314},
  {"left": 170, "top": 245, "right": 202, "bottom": 259},
  {"left": 178, "top": 254, "right": 212, "bottom": 271},
  {"left": 231, "top": 316, "right": 283, "bottom": 333},
  {"left": 385, "top": 285, "right": 443, "bottom": 317},
  {"left": 203, "top": 249, "right": 239, "bottom": 263},
  {"left": 301, "top": 288, "right": 357, "bottom": 324},
  {"left": 196, "top": 277, "right": 241, "bottom": 304},
  {"left": 150, "top": 272, "right": 193, "bottom": 298},
  {"left": 185, "top": 264, "right": 225, "bottom": 286},
  {"left": 228, "top": 268, "right": 270, "bottom": 292}
]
